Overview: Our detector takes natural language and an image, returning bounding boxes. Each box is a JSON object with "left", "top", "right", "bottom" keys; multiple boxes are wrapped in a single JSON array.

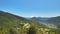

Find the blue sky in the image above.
[{"left": 0, "top": 0, "right": 60, "bottom": 17}]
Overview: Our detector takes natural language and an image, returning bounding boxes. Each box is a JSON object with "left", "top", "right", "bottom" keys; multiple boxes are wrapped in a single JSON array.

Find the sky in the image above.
[{"left": 0, "top": 0, "right": 60, "bottom": 17}]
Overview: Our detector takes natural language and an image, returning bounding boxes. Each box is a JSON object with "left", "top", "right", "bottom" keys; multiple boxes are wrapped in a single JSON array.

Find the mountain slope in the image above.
[
  {"left": 0, "top": 11, "right": 31, "bottom": 28},
  {"left": 0, "top": 11, "right": 38, "bottom": 34},
  {"left": 29, "top": 17, "right": 60, "bottom": 28},
  {"left": 47, "top": 16, "right": 60, "bottom": 28}
]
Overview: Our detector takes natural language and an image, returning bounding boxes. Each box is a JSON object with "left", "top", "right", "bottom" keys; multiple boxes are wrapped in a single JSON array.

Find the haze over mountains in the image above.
[{"left": 27, "top": 16, "right": 60, "bottom": 28}]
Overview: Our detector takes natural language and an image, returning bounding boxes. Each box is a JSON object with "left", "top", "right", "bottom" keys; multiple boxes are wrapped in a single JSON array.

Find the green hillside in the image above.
[
  {"left": 0, "top": 11, "right": 33, "bottom": 34},
  {"left": 0, "top": 11, "right": 60, "bottom": 34},
  {"left": 0, "top": 11, "right": 30, "bottom": 28}
]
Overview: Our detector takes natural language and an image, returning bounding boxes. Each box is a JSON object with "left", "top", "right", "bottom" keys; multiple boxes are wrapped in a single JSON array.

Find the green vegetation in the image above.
[{"left": 0, "top": 11, "right": 60, "bottom": 34}]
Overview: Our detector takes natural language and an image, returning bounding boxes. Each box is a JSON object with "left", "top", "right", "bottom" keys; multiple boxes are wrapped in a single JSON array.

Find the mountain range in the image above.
[
  {"left": 27, "top": 16, "right": 60, "bottom": 28},
  {"left": 0, "top": 11, "right": 60, "bottom": 34}
]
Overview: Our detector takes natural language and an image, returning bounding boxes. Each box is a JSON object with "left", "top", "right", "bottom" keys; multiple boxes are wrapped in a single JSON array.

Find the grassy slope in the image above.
[{"left": 0, "top": 11, "right": 38, "bottom": 34}]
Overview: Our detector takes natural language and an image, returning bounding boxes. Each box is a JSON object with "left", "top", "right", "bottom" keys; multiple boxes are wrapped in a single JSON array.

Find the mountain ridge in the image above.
[{"left": 27, "top": 16, "right": 60, "bottom": 28}]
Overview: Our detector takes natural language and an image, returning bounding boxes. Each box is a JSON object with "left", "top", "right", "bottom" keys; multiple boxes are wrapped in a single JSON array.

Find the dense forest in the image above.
[{"left": 0, "top": 11, "right": 60, "bottom": 34}]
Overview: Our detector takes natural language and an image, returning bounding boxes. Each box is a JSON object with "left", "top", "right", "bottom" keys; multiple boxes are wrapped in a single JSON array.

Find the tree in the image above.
[
  {"left": 27, "top": 25, "right": 36, "bottom": 34},
  {"left": 9, "top": 28, "right": 19, "bottom": 34}
]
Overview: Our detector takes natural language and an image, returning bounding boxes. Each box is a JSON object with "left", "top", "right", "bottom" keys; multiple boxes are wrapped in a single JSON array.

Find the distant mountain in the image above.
[
  {"left": 28, "top": 16, "right": 60, "bottom": 28},
  {"left": 29, "top": 17, "right": 49, "bottom": 22},
  {"left": 47, "top": 16, "right": 60, "bottom": 28}
]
